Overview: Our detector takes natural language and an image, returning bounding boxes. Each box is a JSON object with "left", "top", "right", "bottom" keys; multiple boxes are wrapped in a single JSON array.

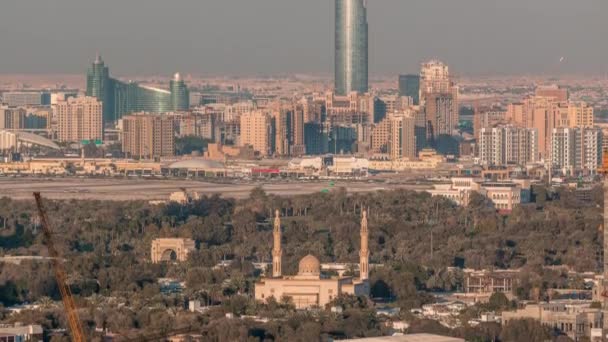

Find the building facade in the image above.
[
  {"left": 398, "top": 74, "right": 420, "bottom": 105},
  {"left": 428, "top": 177, "right": 531, "bottom": 211},
  {"left": 388, "top": 114, "right": 416, "bottom": 160},
  {"left": 463, "top": 269, "right": 519, "bottom": 294},
  {"left": 536, "top": 84, "right": 568, "bottom": 102},
  {"left": 86, "top": 55, "right": 189, "bottom": 123},
  {"left": 240, "top": 111, "right": 272, "bottom": 156},
  {"left": 551, "top": 127, "right": 603, "bottom": 176},
  {"left": 334, "top": 0, "right": 368, "bottom": 95},
  {"left": 1, "top": 91, "right": 50, "bottom": 107},
  {"left": 121, "top": 113, "right": 175, "bottom": 159},
  {"left": 170, "top": 73, "right": 190, "bottom": 111},
  {"left": 425, "top": 93, "right": 455, "bottom": 142},
  {"left": 86, "top": 54, "right": 113, "bottom": 123},
  {"left": 0, "top": 106, "right": 27, "bottom": 130},
  {"left": 420, "top": 60, "right": 459, "bottom": 144},
  {"left": 477, "top": 126, "right": 539, "bottom": 166},
  {"left": 502, "top": 301, "right": 602, "bottom": 342},
  {"left": 255, "top": 210, "right": 370, "bottom": 309},
  {"left": 54, "top": 97, "right": 103, "bottom": 143}
]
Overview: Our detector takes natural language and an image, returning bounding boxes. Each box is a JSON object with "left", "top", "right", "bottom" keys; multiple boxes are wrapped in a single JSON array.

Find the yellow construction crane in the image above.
[{"left": 34, "top": 192, "right": 86, "bottom": 342}]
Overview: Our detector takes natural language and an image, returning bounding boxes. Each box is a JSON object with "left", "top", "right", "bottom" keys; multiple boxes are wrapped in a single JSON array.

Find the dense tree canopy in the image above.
[{"left": 0, "top": 185, "right": 602, "bottom": 340}]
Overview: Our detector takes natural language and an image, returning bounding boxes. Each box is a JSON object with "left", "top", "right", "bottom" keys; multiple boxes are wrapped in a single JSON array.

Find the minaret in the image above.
[
  {"left": 359, "top": 209, "right": 369, "bottom": 281},
  {"left": 272, "top": 209, "right": 282, "bottom": 278}
]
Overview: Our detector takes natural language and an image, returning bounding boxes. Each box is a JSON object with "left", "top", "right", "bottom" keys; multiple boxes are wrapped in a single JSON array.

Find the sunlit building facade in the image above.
[
  {"left": 335, "top": 0, "right": 368, "bottom": 95},
  {"left": 121, "top": 113, "right": 175, "bottom": 159},
  {"left": 54, "top": 97, "right": 103, "bottom": 143},
  {"left": 170, "top": 73, "right": 190, "bottom": 111},
  {"left": 86, "top": 55, "right": 189, "bottom": 124}
]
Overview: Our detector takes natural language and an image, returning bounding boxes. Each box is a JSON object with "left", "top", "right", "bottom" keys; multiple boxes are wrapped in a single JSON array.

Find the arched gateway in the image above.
[{"left": 151, "top": 238, "right": 196, "bottom": 263}]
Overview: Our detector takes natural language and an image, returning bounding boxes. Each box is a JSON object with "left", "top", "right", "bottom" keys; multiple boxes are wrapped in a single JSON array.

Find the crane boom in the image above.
[{"left": 34, "top": 192, "right": 86, "bottom": 342}]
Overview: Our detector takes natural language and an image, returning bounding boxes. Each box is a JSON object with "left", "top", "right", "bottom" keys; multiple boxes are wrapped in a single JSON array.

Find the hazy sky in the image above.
[{"left": 0, "top": 0, "right": 606, "bottom": 76}]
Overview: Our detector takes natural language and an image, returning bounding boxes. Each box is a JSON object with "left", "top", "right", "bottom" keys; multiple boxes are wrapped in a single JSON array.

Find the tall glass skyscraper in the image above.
[
  {"left": 86, "top": 55, "right": 190, "bottom": 123},
  {"left": 335, "top": 0, "right": 368, "bottom": 96},
  {"left": 398, "top": 74, "right": 420, "bottom": 105},
  {"left": 86, "top": 54, "right": 114, "bottom": 123},
  {"left": 170, "top": 73, "right": 190, "bottom": 111}
]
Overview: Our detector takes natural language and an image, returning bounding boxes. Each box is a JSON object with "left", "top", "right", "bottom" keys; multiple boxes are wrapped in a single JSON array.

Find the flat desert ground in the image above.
[{"left": 0, "top": 177, "right": 429, "bottom": 201}]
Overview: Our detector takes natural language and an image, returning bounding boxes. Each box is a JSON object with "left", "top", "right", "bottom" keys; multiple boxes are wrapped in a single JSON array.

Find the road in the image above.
[{"left": 0, "top": 177, "right": 430, "bottom": 201}]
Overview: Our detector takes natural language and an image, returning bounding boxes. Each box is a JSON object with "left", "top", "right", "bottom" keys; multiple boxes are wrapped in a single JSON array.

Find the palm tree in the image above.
[
  {"left": 87, "top": 293, "right": 105, "bottom": 307},
  {"left": 36, "top": 296, "right": 54, "bottom": 310}
]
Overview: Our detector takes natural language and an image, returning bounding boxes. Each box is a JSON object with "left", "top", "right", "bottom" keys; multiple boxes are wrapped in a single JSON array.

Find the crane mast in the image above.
[{"left": 34, "top": 192, "right": 86, "bottom": 342}]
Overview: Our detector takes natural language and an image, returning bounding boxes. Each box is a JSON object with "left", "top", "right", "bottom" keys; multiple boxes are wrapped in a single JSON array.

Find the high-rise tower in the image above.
[
  {"left": 272, "top": 209, "right": 282, "bottom": 278},
  {"left": 170, "top": 73, "right": 190, "bottom": 111},
  {"left": 335, "top": 0, "right": 368, "bottom": 96},
  {"left": 359, "top": 209, "right": 369, "bottom": 280},
  {"left": 86, "top": 56, "right": 190, "bottom": 124},
  {"left": 420, "top": 60, "right": 459, "bottom": 143},
  {"left": 86, "top": 54, "right": 114, "bottom": 124}
]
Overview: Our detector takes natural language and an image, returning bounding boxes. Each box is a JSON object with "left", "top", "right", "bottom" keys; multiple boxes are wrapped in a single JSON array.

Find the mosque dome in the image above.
[{"left": 298, "top": 255, "right": 321, "bottom": 276}]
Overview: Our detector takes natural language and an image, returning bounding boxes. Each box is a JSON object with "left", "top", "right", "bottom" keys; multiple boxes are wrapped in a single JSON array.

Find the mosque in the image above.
[{"left": 254, "top": 209, "right": 371, "bottom": 309}]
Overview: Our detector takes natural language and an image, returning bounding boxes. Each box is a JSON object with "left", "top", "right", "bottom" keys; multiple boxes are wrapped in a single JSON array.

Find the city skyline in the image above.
[
  {"left": 2, "top": 1, "right": 608, "bottom": 341},
  {"left": 0, "top": 0, "right": 606, "bottom": 76}
]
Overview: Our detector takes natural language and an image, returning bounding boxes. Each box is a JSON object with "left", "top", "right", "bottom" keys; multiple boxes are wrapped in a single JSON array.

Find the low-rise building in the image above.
[
  {"left": 0, "top": 324, "right": 43, "bottom": 342},
  {"left": 502, "top": 301, "right": 602, "bottom": 341},
  {"left": 463, "top": 269, "right": 520, "bottom": 294},
  {"left": 0, "top": 130, "right": 59, "bottom": 152},
  {"left": 0, "top": 160, "right": 67, "bottom": 175},
  {"left": 330, "top": 156, "right": 368, "bottom": 177},
  {"left": 427, "top": 177, "right": 531, "bottom": 210},
  {"left": 341, "top": 335, "right": 464, "bottom": 342},
  {"left": 255, "top": 211, "right": 370, "bottom": 309}
]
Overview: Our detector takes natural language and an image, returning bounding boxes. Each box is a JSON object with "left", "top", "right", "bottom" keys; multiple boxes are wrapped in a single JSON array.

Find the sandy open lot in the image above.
[{"left": 0, "top": 177, "right": 429, "bottom": 201}]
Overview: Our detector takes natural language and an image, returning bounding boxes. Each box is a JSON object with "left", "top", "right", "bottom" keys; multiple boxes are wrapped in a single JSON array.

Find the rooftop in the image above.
[
  {"left": 168, "top": 159, "right": 225, "bottom": 170},
  {"left": 342, "top": 334, "right": 464, "bottom": 342}
]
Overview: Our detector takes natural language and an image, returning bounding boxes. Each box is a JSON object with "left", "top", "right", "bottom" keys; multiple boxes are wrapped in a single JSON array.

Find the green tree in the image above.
[
  {"left": 486, "top": 292, "right": 512, "bottom": 312},
  {"left": 500, "top": 318, "right": 551, "bottom": 342},
  {"left": 175, "top": 136, "right": 209, "bottom": 155}
]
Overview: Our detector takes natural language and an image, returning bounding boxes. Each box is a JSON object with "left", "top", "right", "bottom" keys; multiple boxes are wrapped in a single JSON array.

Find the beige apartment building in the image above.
[
  {"left": 370, "top": 117, "right": 391, "bottom": 153},
  {"left": 567, "top": 102, "right": 594, "bottom": 128},
  {"left": 0, "top": 106, "right": 26, "bottom": 130},
  {"left": 420, "top": 60, "right": 459, "bottom": 139},
  {"left": 536, "top": 84, "right": 568, "bottom": 102},
  {"left": 324, "top": 91, "right": 374, "bottom": 125},
  {"left": 272, "top": 106, "right": 304, "bottom": 156},
  {"left": 505, "top": 89, "right": 593, "bottom": 160},
  {"left": 54, "top": 96, "right": 103, "bottom": 143},
  {"left": 388, "top": 113, "right": 416, "bottom": 160},
  {"left": 122, "top": 113, "right": 175, "bottom": 159},
  {"left": 473, "top": 108, "right": 507, "bottom": 141},
  {"left": 240, "top": 111, "right": 272, "bottom": 156}
]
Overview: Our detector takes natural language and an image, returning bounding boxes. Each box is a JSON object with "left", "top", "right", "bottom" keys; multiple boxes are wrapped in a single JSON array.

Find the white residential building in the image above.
[
  {"left": 551, "top": 127, "right": 602, "bottom": 176},
  {"left": 478, "top": 126, "right": 538, "bottom": 166}
]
